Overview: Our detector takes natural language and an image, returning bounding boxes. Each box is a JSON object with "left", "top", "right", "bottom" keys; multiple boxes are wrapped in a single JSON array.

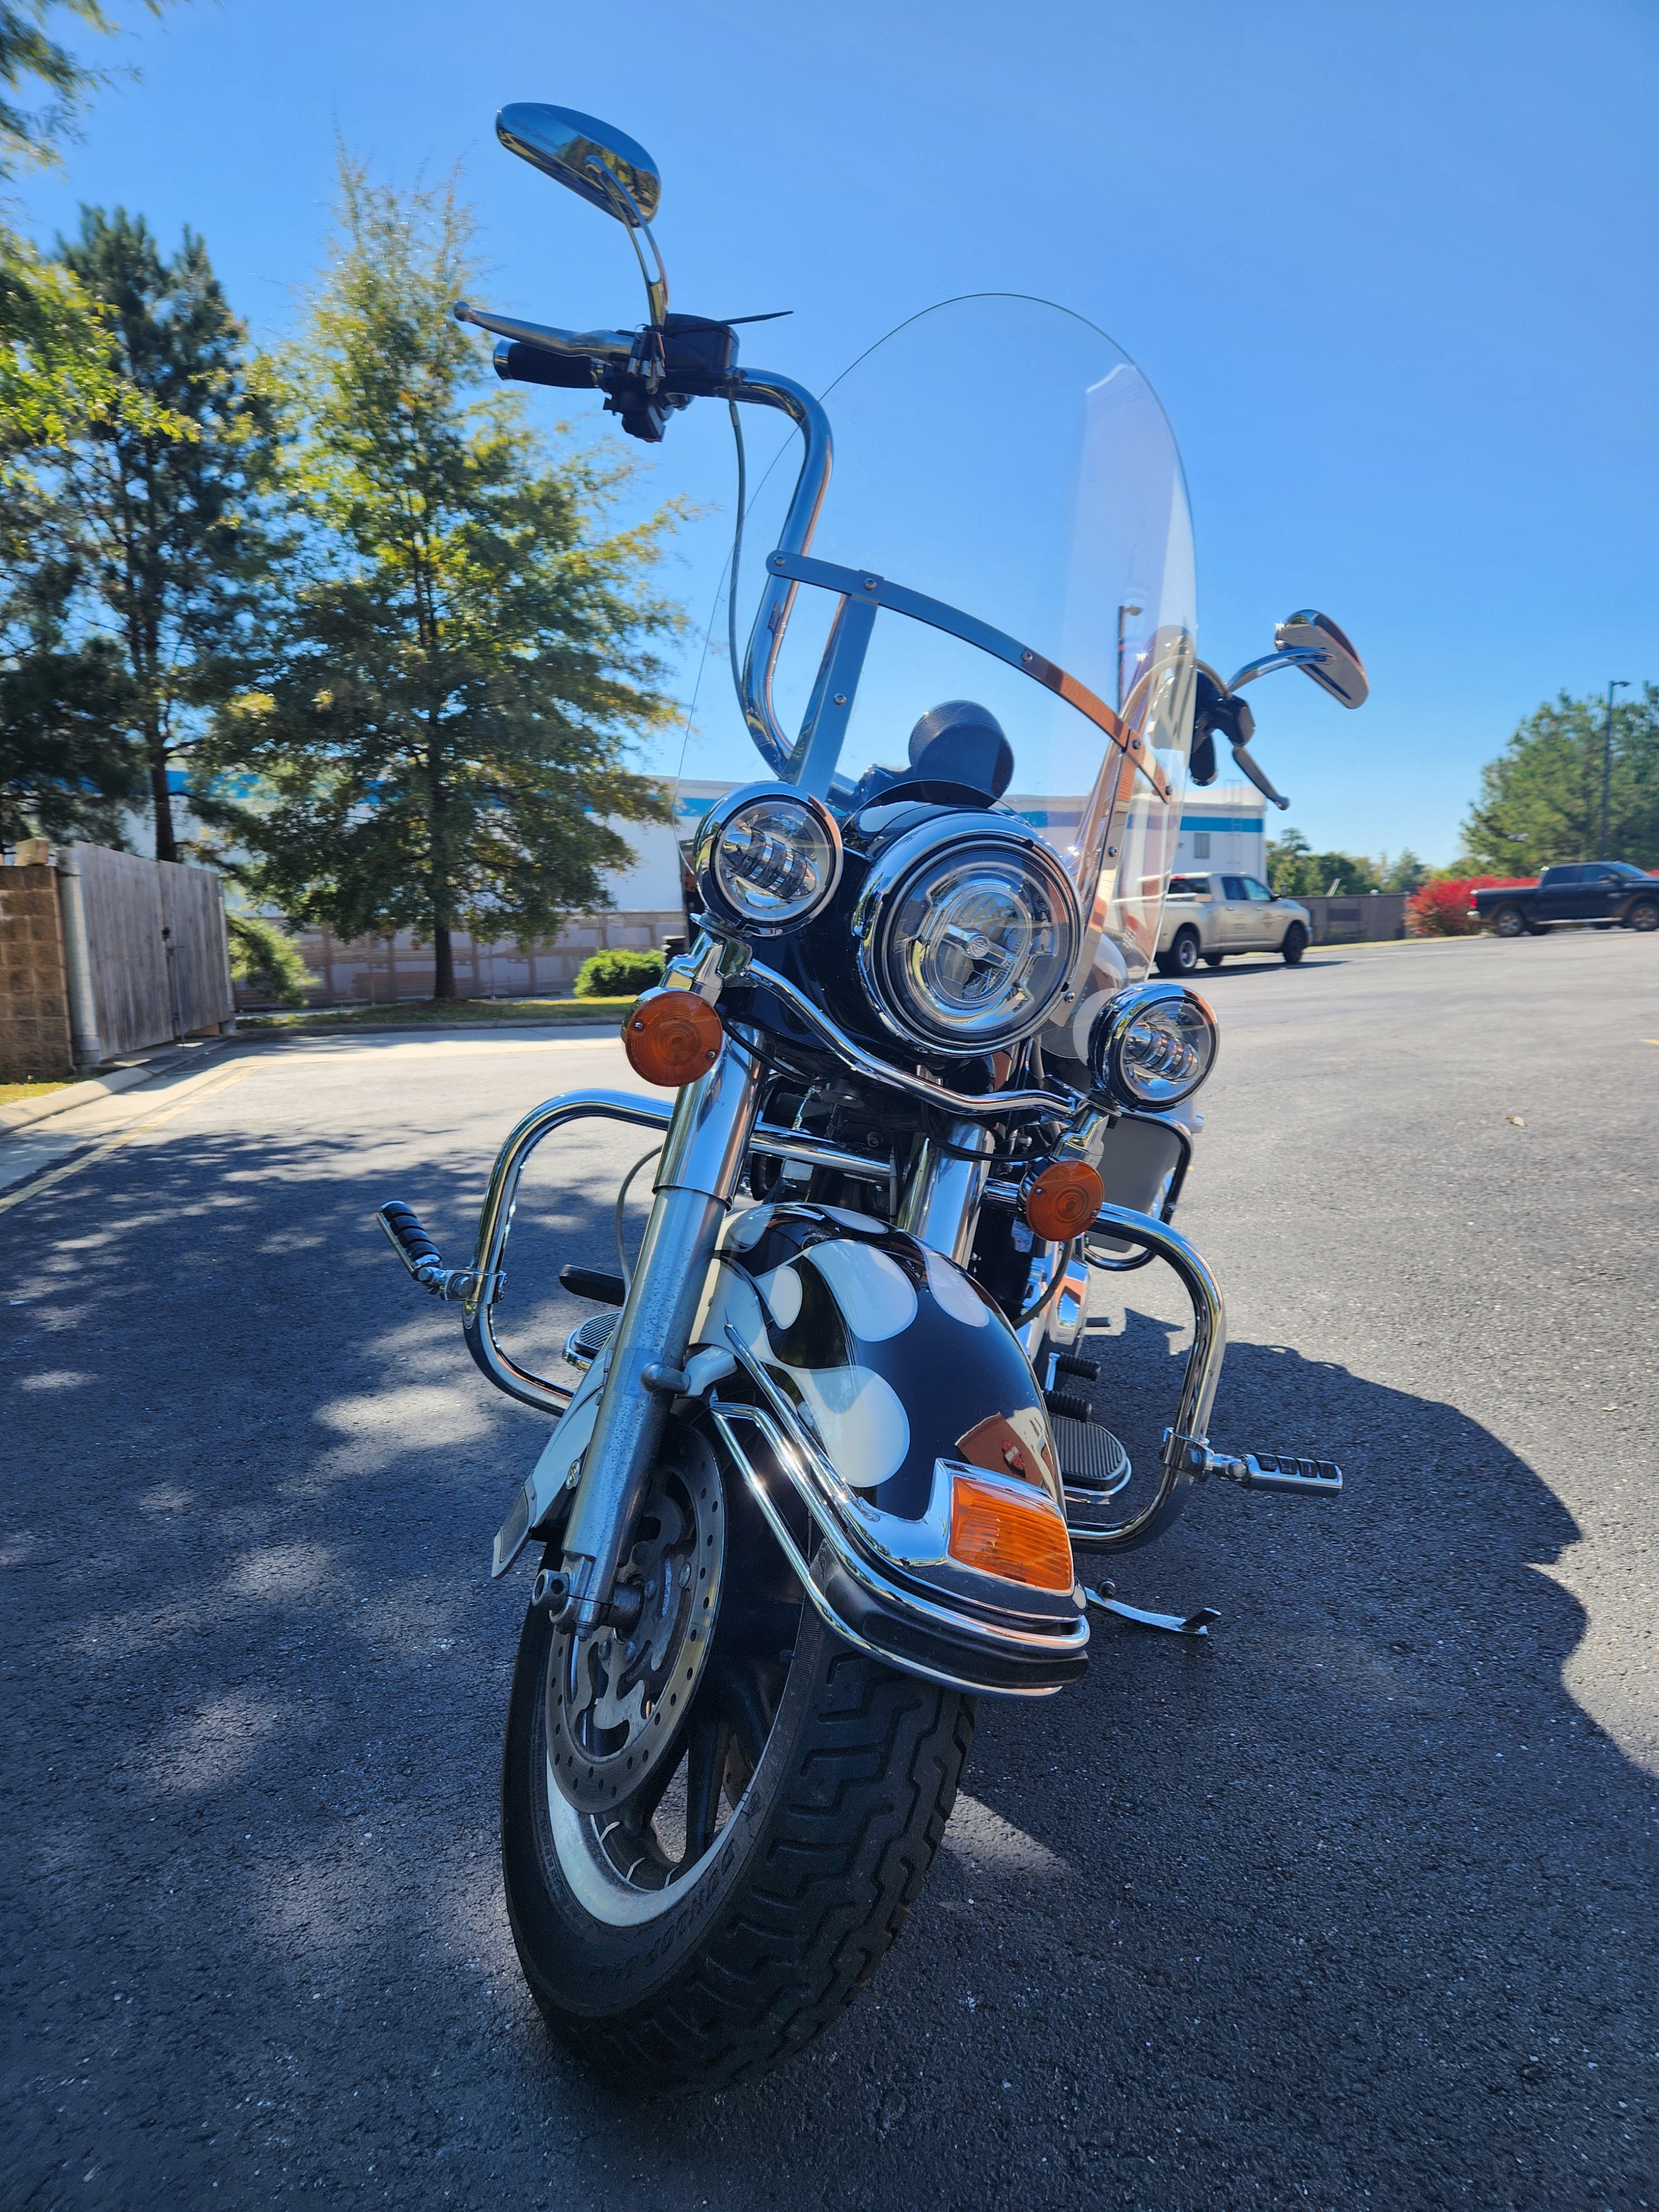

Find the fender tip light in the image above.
[
  {"left": 623, "top": 988, "right": 724, "bottom": 1086},
  {"left": 1021, "top": 1159, "right": 1104, "bottom": 1243},
  {"left": 947, "top": 1471, "right": 1074, "bottom": 1593}
]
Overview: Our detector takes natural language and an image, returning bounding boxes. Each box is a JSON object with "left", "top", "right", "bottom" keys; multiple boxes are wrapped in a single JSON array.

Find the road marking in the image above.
[{"left": 0, "top": 1063, "right": 257, "bottom": 1218}]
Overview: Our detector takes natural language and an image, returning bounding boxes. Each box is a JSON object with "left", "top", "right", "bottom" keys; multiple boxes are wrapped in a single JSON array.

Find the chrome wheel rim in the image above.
[{"left": 533, "top": 1436, "right": 794, "bottom": 1928}]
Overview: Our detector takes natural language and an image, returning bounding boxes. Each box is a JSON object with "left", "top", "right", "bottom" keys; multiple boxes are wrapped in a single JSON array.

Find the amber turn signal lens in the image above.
[
  {"left": 623, "top": 988, "right": 725, "bottom": 1087},
  {"left": 1021, "top": 1159, "right": 1104, "bottom": 1242},
  {"left": 947, "top": 1472, "right": 1074, "bottom": 1592}
]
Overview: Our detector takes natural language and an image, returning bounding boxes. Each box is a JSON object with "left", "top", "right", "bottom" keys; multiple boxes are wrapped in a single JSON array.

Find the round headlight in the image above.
[
  {"left": 1088, "top": 982, "right": 1218, "bottom": 1108},
  {"left": 693, "top": 782, "right": 842, "bottom": 935},
  {"left": 853, "top": 815, "right": 1082, "bottom": 1053}
]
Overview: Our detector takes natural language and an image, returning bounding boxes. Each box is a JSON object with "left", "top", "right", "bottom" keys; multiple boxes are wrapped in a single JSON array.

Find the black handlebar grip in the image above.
[
  {"left": 493, "top": 340, "right": 599, "bottom": 391},
  {"left": 380, "top": 1201, "right": 443, "bottom": 1269}
]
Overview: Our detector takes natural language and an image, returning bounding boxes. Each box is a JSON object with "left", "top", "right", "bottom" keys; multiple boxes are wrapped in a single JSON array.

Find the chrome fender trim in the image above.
[{"left": 711, "top": 1394, "right": 1087, "bottom": 1699}]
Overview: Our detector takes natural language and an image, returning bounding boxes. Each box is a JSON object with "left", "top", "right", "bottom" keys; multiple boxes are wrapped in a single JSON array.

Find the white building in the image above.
[{"left": 1167, "top": 782, "right": 1267, "bottom": 878}]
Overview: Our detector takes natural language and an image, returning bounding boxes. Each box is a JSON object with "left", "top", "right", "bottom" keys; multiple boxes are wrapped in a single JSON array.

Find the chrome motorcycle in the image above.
[{"left": 378, "top": 103, "right": 1369, "bottom": 2093}]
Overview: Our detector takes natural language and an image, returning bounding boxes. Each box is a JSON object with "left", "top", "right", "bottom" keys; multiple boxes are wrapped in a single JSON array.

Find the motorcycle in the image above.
[{"left": 377, "top": 102, "right": 1370, "bottom": 2093}]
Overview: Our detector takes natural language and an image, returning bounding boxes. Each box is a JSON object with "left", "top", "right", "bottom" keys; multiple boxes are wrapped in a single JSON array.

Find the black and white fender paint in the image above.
[{"left": 690, "top": 1202, "right": 1062, "bottom": 1537}]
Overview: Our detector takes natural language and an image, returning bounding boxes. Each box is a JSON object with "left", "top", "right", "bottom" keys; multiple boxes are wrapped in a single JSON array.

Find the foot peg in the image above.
[
  {"left": 1044, "top": 1389, "right": 1093, "bottom": 1424},
  {"left": 377, "top": 1201, "right": 501, "bottom": 1303},
  {"left": 1052, "top": 1352, "right": 1100, "bottom": 1383},
  {"left": 1083, "top": 1583, "right": 1219, "bottom": 1637},
  {"left": 1211, "top": 1450, "right": 1343, "bottom": 1498}
]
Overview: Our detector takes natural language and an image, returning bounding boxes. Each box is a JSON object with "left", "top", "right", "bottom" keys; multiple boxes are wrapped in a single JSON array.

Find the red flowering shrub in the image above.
[{"left": 1407, "top": 876, "right": 1536, "bottom": 936}]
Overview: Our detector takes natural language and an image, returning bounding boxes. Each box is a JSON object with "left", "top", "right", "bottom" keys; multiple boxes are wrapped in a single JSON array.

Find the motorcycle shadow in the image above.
[{"left": 626, "top": 1317, "right": 1658, "bottom": 2206}]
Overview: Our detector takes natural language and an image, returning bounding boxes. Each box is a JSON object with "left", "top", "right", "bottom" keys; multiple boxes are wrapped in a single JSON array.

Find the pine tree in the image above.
[
  {"left": 0, "top": 7, "right": 193, "bottom": 847},
  {"left": 200, "top": 160, "right": 679, "bottom": 999},
  {"left": 40, "top": 207, "right": 277, "bottom": 860}
]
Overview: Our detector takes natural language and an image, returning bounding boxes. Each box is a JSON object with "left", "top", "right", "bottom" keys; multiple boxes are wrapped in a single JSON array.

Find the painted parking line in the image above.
[{"left": 0, "top": 1062, "right": 257, "bottom": 1218}]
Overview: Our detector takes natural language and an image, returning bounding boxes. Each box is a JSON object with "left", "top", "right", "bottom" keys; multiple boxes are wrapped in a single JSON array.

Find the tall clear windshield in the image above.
[{"left": 676, "top": 295, "right": 1197, "bottom": 1009}]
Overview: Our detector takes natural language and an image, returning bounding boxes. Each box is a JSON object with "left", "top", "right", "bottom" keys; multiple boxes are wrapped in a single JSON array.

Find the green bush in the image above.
[
  {"left": 573, "top": 947, "right": 664, "bottom": 998},
  {"left": 227, "top": 912, "right": 317, "bottom": 1006}
]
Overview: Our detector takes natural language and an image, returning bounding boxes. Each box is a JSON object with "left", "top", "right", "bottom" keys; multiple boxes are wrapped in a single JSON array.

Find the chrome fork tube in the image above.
[
  {"left": 558, "top": 1040, "right": 762, "bottom": 1629},
  {"left": 896, "top": 1121, "right": 992, "bottom": 1266}
]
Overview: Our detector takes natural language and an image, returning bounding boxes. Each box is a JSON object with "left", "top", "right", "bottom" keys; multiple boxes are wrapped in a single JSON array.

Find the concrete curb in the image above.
[
  {"left": 235, "top": 1018, "right": 625, "bottom": 1042},
  {"left": 0, "top": 1038, "right": 234, "bottom": 1134}
]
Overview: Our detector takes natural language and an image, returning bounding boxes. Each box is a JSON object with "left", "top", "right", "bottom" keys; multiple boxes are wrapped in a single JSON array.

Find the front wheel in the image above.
[
  {"left": 500, "top": 1453, "right": 973, "bottom": 2094},
  {"left": 1156, "top": 925, "right": 1202, "bottom": 978},
  {"left": 1627, "top": 900, "right": 1659, "bottom": 933},
  {"left": 1281, "top": 922, "right": 1308, "bottom": 965}
]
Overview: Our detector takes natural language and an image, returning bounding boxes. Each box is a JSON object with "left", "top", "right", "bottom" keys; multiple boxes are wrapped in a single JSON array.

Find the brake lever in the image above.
[
  {"left": 453, "top": 301, "right": 635, "bottom": 363},
  {"left": 1229, "top": 737, "right": 1290, "bottom": 811}
]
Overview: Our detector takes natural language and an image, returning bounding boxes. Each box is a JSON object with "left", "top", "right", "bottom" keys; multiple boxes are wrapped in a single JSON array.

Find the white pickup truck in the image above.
[{"left": 1154, "top": 872, "right": 1312, "bottom": 977}]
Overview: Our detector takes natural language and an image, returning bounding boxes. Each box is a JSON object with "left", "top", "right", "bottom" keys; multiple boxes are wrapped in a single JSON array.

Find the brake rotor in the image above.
[{"left": 545, "top": 1426, "right": 725, "bottom": 1814}]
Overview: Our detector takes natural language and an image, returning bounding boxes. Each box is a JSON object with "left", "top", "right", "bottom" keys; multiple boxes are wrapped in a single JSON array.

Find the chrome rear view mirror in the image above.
[
  {"left": 496, "top": 104, "right": 661, "bottom": 225},
  {"left": 1274, "top": 610, "right": 1369, "bottom": 708},
  {"left": 496, "top": 103, "right": 669, "bottom": 326}
]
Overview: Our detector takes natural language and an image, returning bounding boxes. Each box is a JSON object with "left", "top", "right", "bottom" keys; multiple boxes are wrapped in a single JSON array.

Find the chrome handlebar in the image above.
[{"left": 454, "top": 300, "right": 833, "bottom": 782}]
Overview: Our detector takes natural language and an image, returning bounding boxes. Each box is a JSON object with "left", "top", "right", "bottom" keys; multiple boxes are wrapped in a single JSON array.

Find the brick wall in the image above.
[{"left": 0, "top": 864, "right": 73, "bottom": 1080}]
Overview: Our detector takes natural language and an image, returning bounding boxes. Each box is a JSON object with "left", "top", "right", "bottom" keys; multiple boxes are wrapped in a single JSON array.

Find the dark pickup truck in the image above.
[{"left": 1473, "top": 863, "right": 1659, "bottom": 937}]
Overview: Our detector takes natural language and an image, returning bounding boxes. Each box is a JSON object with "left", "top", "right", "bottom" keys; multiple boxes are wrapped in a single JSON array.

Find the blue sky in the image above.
[{"left": 21, "top": 0, "right": 1658, "bottom": 863}]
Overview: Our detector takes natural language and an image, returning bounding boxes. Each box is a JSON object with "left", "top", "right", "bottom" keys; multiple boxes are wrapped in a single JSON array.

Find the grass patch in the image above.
[
  {"left": 236, "top": 995, "right": 637, "bottom": 1030},
  {"left": 0, "top": 1078, "right": 77, "bottom": 1105}
]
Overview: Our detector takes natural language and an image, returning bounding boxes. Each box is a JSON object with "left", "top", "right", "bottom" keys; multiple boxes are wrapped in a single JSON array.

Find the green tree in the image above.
[
  {"left": 1375, "top": 849, "right": 1427, "bottom": 894},
  {"left": 200, "top": 160, "right": 680, "bottom": 1000},
  {"left": 34, "top": 208, "right": 277, "bottom": 861},
  {"left": 0, "top": 4, "right": 174, "bottom": 458},
  {"left": 0, "top": 6, "right": 192, "bottom": 846},
  {"left": 1463, "top": 687, "right": 1659, "bottom": 873},
  {"left": 1, "top": 2, "right": 129, "bottom": 174},
  {"left": 0, "top": 555, "right": 134, "bottom": 842},
  {"left": 226, "top": 910, "right": 315, "bottom": 1006},
  {"left": 1265, "top": 827, "right": 1380, "bottom": 896}
]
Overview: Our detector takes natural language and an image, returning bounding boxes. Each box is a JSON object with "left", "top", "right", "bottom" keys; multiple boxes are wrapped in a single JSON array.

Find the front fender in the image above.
[{"left": 691, "top": 1202, "right": 1088, "bottom": 1691}]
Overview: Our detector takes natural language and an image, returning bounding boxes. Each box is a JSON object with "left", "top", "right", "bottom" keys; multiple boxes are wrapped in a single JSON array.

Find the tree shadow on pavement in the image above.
[{"left": 2, "top": 1133, "right": 1655, "bottom": 2212}]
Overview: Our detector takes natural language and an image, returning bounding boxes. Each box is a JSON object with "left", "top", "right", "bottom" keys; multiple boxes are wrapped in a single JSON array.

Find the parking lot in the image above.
[{"left": 2, "top": 928, "right": 1656, "bottom": 2209}]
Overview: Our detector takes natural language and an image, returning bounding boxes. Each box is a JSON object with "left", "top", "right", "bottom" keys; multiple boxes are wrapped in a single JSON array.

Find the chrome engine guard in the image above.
[{"left": 434, "top": 1091, "right": 1240, "bottom": 1687}]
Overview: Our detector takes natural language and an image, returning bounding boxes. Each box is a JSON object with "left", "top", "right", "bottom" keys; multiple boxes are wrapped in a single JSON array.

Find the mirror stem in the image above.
[{"left": 587, "top": 158, "right": 670, "bottom": 326}]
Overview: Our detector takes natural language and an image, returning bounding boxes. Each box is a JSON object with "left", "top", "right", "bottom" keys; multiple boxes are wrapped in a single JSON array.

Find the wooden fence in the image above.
[{"left": 60, "top": 843, "right": 233, "bottom": 1061}]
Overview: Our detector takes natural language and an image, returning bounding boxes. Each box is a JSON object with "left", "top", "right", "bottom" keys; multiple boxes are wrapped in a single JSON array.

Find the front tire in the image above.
[
  {"left": 1156, "top": 925, "right": 1202, "bottom": 978},
  {"left": 502, "top": 1558, "right": 973, "bottom": 2094},
  {"left": 1627, "top": 900, "right": 1659, "bottom": 933},
  {"left": 1281, "top": 922, "right": 1308, "bottom": 965}
]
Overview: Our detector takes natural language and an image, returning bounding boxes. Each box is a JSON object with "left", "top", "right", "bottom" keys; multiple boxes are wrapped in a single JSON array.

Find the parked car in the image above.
[
  {"left": 1154, "top": 872, "right": 1311, "bottom": 976},
  {"left": 1472, "top": 864, "right": 1659, "bottom": 938}
]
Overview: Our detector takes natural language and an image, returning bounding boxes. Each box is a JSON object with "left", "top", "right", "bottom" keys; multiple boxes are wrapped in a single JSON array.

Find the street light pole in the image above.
[
  {"left": 1599, "top": 679, "right": 1630, "bottom": 860},
  {"left": 1116, "top": 602, "right": 1143, "bottom": 713}
]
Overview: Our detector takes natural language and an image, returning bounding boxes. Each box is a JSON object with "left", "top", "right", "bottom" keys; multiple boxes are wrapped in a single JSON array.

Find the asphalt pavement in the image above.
[{"left": 2, "top": 931, "right": 1656, "bottom": 2210}]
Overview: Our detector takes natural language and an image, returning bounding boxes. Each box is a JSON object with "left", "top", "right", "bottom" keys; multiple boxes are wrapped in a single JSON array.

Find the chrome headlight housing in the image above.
[
  {"left": 1088, "top": 982, "right": 1219, "bottom": 1108},
  {"left": 852, "top": 814, "right": 1082, "bottom": 1054},
  {"left": 692, "top": 782, "right": 842, "bottom": 936}
]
